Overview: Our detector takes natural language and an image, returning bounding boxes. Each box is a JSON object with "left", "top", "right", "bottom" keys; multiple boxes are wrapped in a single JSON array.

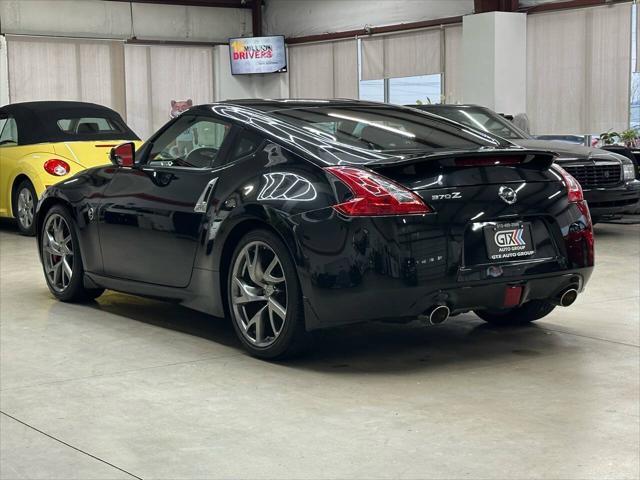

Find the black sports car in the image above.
[
  {"left": 412, "top": 104, "right": 640, "bottom": 222},
  {"left": 36, "top": 100, "right": 594, "bottom": 358}
]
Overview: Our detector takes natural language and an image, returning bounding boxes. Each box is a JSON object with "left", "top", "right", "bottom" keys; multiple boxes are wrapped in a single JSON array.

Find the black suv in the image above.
[{"left": 413, "top": 104, "right": 640, "bottom": 222}]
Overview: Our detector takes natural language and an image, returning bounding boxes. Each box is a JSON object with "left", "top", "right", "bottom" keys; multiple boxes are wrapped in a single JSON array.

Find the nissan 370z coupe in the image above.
[{"left": 36, "top": 100, "right": 594, "bottom": 359}]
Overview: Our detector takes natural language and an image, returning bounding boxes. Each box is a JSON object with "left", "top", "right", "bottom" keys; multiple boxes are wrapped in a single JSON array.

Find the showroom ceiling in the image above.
[{"left": 109, "top": 0, "right": 253, "bottom": 7}]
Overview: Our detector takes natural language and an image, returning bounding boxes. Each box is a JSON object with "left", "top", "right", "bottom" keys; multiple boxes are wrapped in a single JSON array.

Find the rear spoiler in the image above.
[{"left": 366, "top": 148, "right": 557, "bottom": 171}]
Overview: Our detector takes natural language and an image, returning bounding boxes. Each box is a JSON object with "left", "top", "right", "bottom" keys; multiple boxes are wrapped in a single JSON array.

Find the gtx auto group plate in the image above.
[{"left": 484, "top": 221, "right": 535, "bottom": 261}]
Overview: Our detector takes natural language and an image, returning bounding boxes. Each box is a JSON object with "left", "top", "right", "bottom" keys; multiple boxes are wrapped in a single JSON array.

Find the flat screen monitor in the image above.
[{"left": 229, "top": 36, "right": 287, "bottom": 75}]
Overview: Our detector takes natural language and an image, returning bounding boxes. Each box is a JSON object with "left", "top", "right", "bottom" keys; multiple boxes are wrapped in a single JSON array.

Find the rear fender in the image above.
[
  {"left": 12, "top": 152, "right": 84, "bottom": 197},
  {"left": 196, "top": 202, "right": 301, "bottom": 273}
]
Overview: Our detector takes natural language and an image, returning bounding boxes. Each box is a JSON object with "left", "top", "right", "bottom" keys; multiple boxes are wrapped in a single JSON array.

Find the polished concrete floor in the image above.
[{"left": 0, "top": 219, "right": 638, "bottom": 480}]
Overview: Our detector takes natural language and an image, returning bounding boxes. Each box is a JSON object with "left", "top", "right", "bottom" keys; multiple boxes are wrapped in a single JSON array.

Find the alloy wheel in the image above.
[
  {"left": 42, "top": 213, "right": 74, "bottom": 292},
  {"left": 17, "top": 187, "right": 34, "bottom": 230},
  {"left": 231, "top": 241, "right": 288, "bottom": 348}
]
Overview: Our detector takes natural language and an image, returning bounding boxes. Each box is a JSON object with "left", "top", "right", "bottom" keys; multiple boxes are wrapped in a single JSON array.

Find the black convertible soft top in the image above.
[{"left": 0, "top": 101, "right": 139, "bottom": 145}]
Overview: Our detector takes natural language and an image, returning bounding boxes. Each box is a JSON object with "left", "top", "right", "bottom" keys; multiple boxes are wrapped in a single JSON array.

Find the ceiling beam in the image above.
[
  {"left": 252, "top": 0, "right": 263, "bottom": 37},
  {"left": 521, "top": 0, "right": 630, "bottom": 14},
  {"left": 474, "top": 0, "right": 520, "bottom": 13},
  {"left": 107, "top": 0, "right": 264, "bottom": 37}
]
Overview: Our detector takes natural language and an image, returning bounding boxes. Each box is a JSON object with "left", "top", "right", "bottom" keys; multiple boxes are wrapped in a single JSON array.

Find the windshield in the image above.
[
  {"left": 421, "top": 106, "right": 530, "bottom": 140},
  {"left": 263, "top": 105, "right": 504, "bottom": 153}
]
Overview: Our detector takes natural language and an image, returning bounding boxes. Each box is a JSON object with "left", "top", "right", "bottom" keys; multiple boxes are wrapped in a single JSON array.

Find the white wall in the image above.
[
  {"left": 131, "top": 3, "right": 251, "bottom": 42},
  {"left": 214, "top": 46, "right": 289, "bottom": 101},
  {"left": 263, "top": 0, "right": 565, "bottom": 38},
  {"left": 264, "top": 0, "right": 474, "bottom": 37},
  {"left": 0, "top": 0, "right": 251, "bottom": 42},
  {"left": 0, "top": 0, "right": 131, "bottom": 39}
]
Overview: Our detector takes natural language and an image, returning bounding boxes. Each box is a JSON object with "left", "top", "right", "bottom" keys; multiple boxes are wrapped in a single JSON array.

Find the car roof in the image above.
[
  {"left": 216, "top": 98, "right": 390, "bottom": 112},
  {"left": 1, "top": 100, "right": 117, "bottom": 115},
  {"left": 413, "top": 104, "right": 487, "bottom": 110},
  {"left": 0, "top": 101, "right": 138, "bottom": 145},
  {"left": 181, "top": 99, "right": 517, "bottom": 165}
]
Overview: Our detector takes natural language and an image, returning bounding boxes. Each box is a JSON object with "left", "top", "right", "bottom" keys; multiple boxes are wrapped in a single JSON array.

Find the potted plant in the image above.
[
  {"left": 599, "top": 130, "right": 620, "bottom": 146},
  {"left": 619, "top": 128, "right": 639, "bottom": 148}
]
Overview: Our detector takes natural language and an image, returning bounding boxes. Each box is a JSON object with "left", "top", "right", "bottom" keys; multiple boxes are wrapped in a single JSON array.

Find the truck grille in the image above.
[{"left": 562, "top": 164, "right": 621, "bottom": 189}]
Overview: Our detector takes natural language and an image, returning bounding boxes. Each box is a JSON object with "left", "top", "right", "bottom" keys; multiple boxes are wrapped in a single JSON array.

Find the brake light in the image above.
[
  {"left": 325, "top": 166, "right": 432, "bottom": 216},
  {"left": 552, "top": 164, "right": 583, "bottom": 203},
  {"left": 454, "top": 156, "right": 523, "bottom": 167},
  {"left": 44, "top": 159, "right": 70, "bottom": 177}
]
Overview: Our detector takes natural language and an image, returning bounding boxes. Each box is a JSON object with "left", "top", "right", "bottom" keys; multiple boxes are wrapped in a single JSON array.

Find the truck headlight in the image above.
[{"left": 622, "top": 159, "right": 637, "bottom": 180}]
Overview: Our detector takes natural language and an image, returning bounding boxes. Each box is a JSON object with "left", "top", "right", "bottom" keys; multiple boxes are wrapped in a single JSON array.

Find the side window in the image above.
[
  {"left": 56, "top": 117, "right": 124, "bottom": 135},
  {"left": 148, "top": 115, "right": 230, "bottom": 169},
  {"left": 0, "top": 117, "right": 18, "bottom": 146},
  {"left": 226, "top": 130, "right": 265, "bottom": 164}
]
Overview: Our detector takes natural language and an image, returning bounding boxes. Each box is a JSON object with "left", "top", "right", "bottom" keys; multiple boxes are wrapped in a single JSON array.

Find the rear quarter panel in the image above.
[{"left": 0, "top": 144, "right": 62, "bottom": 216}]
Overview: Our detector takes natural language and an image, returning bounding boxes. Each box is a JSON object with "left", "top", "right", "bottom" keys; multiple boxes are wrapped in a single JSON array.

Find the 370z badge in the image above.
[
  {"left": 431, "top": 191, "right": 462, "bottom": 200},
  {"left": 483, "top": 222, "right": 535, "bottom": 261}
]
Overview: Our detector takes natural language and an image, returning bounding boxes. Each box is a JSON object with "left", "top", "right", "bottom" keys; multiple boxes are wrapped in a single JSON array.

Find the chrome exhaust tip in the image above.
[
  {"left": 422, "top": 305, "right": 450, "bottom": 325},
  {"left": 559, "top": 288, "right": 578, "bottom": 307}
]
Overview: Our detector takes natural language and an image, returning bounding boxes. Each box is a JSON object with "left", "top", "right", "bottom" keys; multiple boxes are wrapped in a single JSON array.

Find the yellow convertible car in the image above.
[{"left": 0, "top": 101, "right": 141, "bottom": 235}]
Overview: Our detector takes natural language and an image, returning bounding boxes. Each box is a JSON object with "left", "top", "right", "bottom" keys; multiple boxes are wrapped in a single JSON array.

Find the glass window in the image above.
[
  {"left": 269, "top": 105, "right": 499, "bottom": 152},
  {"left": 389, "top": 74, "right": 442, "bottom": 106},
  {"left": 419, "top": 106, "right": 529, "bottom": 140},
  {"left": 227, "top": 130, "right": 264, "bottom": 163},
  {"left": 357, "top": 38, "right": 384, "bottom": 102},
  {"left": 56, "top": 116, "right": 125, "bottom": 135},
  {"left": 356, "top": 39, "right": 442, "bottom": 104},
  {"left": 0, "top": 117, "right": 18, "bottom": 146},
  {"left": 359, "top": 79, "right": 385, "bottom": 102},
  {"left": 148, "top": 115, "right": 230, "bottom": 168}
]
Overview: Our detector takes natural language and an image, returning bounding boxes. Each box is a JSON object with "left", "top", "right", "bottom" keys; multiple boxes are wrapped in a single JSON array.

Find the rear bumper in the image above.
[
  {"left": 585, "top": 180, "right": 640, "bottom": 218},
  {"left": 293, "top": 203, "right": 594, "bottom": 330},
  {"left": 429, "top": 270, "right": 591, "bottom": 314},
  {"left": 301, "top": 269, "right": 592, "bottom": 329}
]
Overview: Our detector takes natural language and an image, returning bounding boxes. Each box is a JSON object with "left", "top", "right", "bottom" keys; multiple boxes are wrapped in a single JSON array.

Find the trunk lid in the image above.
[
  {"left": 367, "top": 148, "right": 558, "bottom": 190},
  {"left": 368, "top": 148, "right": 569, "bottom": 271}
]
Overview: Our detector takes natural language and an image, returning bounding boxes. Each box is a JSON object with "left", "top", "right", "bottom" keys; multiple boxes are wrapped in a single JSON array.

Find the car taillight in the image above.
[
  {"left": 44, "top": 159, "right": 70, "bottom": 177},
  {"left": 552, "top": 165, "right": 594, "bottom": 267},
  {"left": 325, "top": 166, "right": 432, "bottom": 216},
  {"left": 552, "top": 164, "right": 583, "bottom": 203}
]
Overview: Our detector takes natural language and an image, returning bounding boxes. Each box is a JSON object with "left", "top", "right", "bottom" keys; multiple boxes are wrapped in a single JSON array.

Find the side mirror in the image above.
[{"left": 109, "top": 142, "right": 135, "bottom": 167}]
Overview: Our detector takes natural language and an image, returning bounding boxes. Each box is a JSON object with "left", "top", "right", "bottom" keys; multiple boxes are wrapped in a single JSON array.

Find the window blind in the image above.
[
  {"left": 526, "top": 3, "right": 631, "bottom": 134},
  {"left": 289, "top": 39, "right": 358, "bottom": 99},
  {"left": 361, "top": 28, "right": 442, "bottom": 81}
]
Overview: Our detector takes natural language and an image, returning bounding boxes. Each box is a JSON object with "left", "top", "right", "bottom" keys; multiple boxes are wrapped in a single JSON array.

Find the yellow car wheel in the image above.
[{"left": 14, "top": 179, "right": 37, "bottom": 236}]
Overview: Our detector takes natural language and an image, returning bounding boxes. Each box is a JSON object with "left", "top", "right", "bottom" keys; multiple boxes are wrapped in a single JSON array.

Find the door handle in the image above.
[{"left": 194, "top": 178, "right": 218, "bottom": 213}]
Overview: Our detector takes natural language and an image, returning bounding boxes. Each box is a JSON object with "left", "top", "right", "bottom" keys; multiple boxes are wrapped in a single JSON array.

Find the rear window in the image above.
[
  {"left": 266, "top": 106, "right": 502, "bottom": 153},
  {"left": 420, "top": 106, "right": 528, "bottom": 140},
  {"left": 56, "top": 116, "right": 125, "bottom": 135}
]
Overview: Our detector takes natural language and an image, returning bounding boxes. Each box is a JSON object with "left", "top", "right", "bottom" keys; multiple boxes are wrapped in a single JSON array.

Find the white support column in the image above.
[
  {"left": 462, "top": 11, "right": 527, "bottom": 115},
  {"left": 0, "top": 36, "right": 9, "bottom": 106}
]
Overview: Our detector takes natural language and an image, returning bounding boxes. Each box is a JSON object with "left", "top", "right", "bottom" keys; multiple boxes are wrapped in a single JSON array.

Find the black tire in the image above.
[
  {"left": 474, "top": 299, "right": 556, "bottom": 326},
  {"left": 227, "top": 229, "right": 309, "bottom": 359},
  {"left": 40, "top": 205, "right": 104, "bottom": 302},
  {"left": 13, "top": 179, "right": 37, "bottom": 236}
]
